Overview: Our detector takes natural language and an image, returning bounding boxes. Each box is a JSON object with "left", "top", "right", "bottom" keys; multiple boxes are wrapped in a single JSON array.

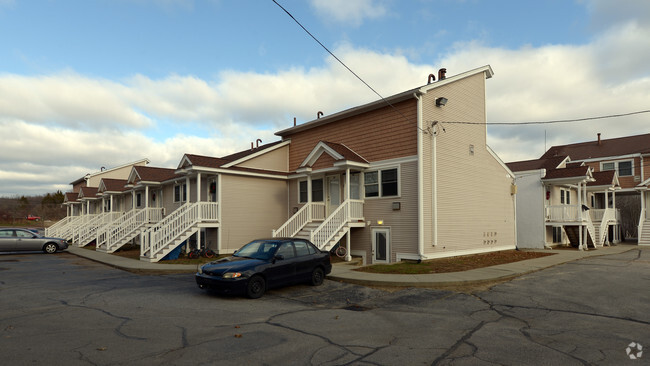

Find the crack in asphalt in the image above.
[{"left": 56, "top": 299, "right": 147, "bottom": 341}]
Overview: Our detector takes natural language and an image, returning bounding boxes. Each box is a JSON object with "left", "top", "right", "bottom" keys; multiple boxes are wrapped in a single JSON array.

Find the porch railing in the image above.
[
  {"left": 141, "top": 202, "right": 218, "bottom": 260},
  {"left": 57, "top": 215, "right": 84, "bottom": 241},
  {"left": 545, "top": 205, "right": 580, "bottom": 222},
  {"left": 311, "top": 199, "right": 364, "bottom": 250},
  {"left": 272, "top": 202, "right": 326, "bottom": 238},
  {"left": 71, "top": 214, "right": 98, "bottom": 244}
]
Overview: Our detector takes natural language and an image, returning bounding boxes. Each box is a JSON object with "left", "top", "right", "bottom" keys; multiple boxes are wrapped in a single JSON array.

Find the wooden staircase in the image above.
[{"left": 563, "top": 225, "right": 595, "bottom": 249}]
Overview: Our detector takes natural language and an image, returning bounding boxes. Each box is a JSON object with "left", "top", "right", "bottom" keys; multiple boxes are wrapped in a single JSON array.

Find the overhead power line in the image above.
[
  {"left": 272, "top": 1, "right": 649, "bottom": 130},
  {"left": 446, "top": 109, "right": 650, "bottom": 126}
]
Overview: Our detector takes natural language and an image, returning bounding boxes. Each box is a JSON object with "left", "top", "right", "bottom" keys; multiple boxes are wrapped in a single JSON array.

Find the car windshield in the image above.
[{"left": 233, "top": 240, "right": 280, "bottom": 260}]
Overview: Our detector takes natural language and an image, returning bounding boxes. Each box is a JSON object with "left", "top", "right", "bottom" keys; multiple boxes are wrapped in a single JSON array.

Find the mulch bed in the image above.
[{"left": 356, "top": 250, "right": 556, "bottom": 274}]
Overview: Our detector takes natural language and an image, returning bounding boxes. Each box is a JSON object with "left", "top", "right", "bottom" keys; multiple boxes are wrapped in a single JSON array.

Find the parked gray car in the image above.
[{"left": 0, "top": 228, "right": 68, "bottom": 254}]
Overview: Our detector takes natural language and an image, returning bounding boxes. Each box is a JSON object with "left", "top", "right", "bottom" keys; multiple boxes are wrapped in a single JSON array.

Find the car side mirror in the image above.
[{"left": 274, "top": 254, "right": 284, "bottom": 261}]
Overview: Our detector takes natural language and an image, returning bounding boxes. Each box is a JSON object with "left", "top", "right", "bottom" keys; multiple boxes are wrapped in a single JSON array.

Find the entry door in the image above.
[
  {"left": 372, "top": 228, "right": 390, "bottom": 264},
  {"left": 326, "top": 175, "right": 341, "bottom": 214}
]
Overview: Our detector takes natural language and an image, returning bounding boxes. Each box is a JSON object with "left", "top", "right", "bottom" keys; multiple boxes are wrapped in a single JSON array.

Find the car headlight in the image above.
[
  {"left": 197, "top": 264, "right": 204, "bottom": 275},
  {"left": 222, "top": 272, "right": 242, "bottom": 279}
]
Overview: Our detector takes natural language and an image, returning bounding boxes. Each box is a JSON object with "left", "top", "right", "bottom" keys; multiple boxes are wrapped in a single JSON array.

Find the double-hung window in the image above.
[
  {"left": 174, "top": 183, "right": 187, "bottom": 203},
  {"left": 364, "top": 168, "right": 399, "bottom": 198},
  {"left": 560, "top": 189, "right": 570, "bottom": 205},
  {"left": 601, "top": 160, "right": 633, "bottom": 176},
  {"left": 298, "top": 178, "right": 324, "bottom": 203}
]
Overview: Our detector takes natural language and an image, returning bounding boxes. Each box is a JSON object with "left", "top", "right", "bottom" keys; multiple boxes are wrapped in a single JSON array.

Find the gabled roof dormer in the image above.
[{"left": 297, "top": 141, "right": 369, "bottom": 174}]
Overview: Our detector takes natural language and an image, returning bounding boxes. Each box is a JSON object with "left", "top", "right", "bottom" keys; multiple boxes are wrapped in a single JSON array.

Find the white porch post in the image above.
[
  {"left": 345, "top": 232, "right": 351, "bottom": 262},
  {"left": 605, "top": 189, "right": 609, "bottom": 209},
  {"left": 132, "top": 191, "right": 135, "bottom": 210},
  {"left": 197, "top": 173, "right": 202, "bottom": 250},
  {"left": 307, "top": 175, "right": 312, "bottom": 221},
  {"left": 578, "top": 182, "right": 583, "bottom": 250},
  {"left": 145, "top": 186, "right": 150, "bottom": 222},
  {"left": 612, "top": 189, "right": 616, "bottom": 209},
  {"left": 346, "top": 168, "right": 350, "bottom": 217},
  {"left": 185, "top": 176, "right": 190, "bottom": 202},
  {"left": 110, "top": 195, "right": 114, "bottom": 212}
]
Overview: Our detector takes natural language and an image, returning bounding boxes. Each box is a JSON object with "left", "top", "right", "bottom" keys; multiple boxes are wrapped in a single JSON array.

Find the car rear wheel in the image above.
[
  {"left": 246, "top": 275, "right": 266, "bottom": 299},
  {"left": 310, "top": 267, "right": 325, "bottom": 286},
  {"left": 43, "top": 243, "right": 58, "bottom": 254}
]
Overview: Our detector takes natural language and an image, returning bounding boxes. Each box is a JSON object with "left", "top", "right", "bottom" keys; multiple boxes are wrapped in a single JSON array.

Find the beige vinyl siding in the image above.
[
  {"left": 87, "top": 163, "right": 147, "bottom": 187},
  {"left": 160, "top": 183, "right": 176, "bottom": 215},
  {"left": 236, "top": 145, "right": 289, "bottom": 172},
  {"left": 423, "top": 72, "right": 516, "bottom": 256},
  {"left": 220, "top": 175, "right": 288, "bottom": 252},
  {"left": 359, "top": 160, "right": 419, "bottom": 262}
]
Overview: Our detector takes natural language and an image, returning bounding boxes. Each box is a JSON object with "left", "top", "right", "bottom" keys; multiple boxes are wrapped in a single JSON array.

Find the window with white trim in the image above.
[
  {"left": 136, "top": 193, "right": 142, "bottom": 208},
  {"left": 364, "top": 168, "right": 399, "bottom": 198},
  {"left": 298, "top": 179, "right": 324, "bottom": 203},
  {"left": 559, "top": 189, "right": 571, "bottom": 205},
  {"left": 174, "top": 183, "right": 187, "bottom": 203},
  {"left": 601, "top": 160, "right": 633, "bottom": 176}
]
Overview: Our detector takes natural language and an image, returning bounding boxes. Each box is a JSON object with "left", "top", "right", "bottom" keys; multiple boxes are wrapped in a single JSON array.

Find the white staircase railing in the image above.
[
  {"left": 57, "top": 215, "right": 84, "bottom": 241},
  {"left": 45, "top": 216, "right": 72, "bottom": 238},
  {"left": 272, "top": 202, "right": 325, "bottom": 238},
  {"left": 96, "top": 208, "right": 163, "bottom": 252},
  {"left": 311, "top": 199, "right": 364, "bottom": 250},
  {"left": 71, "top": 214, "right": 98, "bottom": 245},
  {"left": 77, "top": 212, "right": 123, "bottom": 247},
  {"left": 141, "top": 202, "right": 218, "bottom": 260},
  {"left": 584, "top": 213, "right": 598, "bottom": 248}
]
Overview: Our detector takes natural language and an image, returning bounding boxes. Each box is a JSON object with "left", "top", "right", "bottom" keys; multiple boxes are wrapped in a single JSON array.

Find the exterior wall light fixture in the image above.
[{"left": 436, "top": 97, "right": 448, "bottom": 107}]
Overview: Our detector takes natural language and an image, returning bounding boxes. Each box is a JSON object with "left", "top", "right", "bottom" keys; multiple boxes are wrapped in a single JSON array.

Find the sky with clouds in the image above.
[{"left": 1, "top": 0, "right": 649, "bottom": 196}]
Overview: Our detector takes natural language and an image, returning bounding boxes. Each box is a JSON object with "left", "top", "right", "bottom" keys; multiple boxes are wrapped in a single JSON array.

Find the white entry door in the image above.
[
  {"left": 372, "top": 228, "right": 390, "bottom": 264},
  {"left": 326, "top": 175, "right": 341, "bottom": 215}
]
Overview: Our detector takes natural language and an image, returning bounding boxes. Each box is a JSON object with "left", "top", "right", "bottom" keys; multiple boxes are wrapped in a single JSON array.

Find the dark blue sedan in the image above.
[{"left": 196, "top": 238, "right": 332, "bottom": 298}]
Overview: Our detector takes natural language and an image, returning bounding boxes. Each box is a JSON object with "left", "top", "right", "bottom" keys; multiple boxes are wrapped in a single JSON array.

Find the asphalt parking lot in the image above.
[{"left": 1, "top": 248, "right": 648, "bottom": 365}]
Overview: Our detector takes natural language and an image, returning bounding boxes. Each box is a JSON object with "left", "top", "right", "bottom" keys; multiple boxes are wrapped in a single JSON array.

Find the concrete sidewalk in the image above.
[{"left": 66, "top": 244, "right": 638, "bottom": 286}]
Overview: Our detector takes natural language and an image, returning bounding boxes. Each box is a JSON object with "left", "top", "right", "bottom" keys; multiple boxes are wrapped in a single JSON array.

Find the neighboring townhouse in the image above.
[
  {"left": 46, "top": 159, "right": 150, "bottom": 241},
  {"left": 139, "top": 141, "right": 290, "bottom": 262},
  {"left": 540, "top": 132, "right": 650, "bottom": 241},
  {"left": 273, "top": 65, "right": 517, "bottom": 264},
  {"left": 96, "top": 166, "right": 178, "bottom": 254},
  {"left": 507, "top": 156, "right": 620, "bottom": 249}
]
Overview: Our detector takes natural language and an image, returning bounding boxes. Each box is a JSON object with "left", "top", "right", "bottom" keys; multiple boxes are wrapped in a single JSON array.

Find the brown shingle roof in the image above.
[
  {"left": 588, "top": 170, "right": 617, "bottom": 187},
  {"left": 322, "top": 141, "right": 369, "bottom": 163},
  {"left": 133, "top": 166, "right": 178, "bottom": 183},
  {"left": 183, "top": 154, "right": 229, "bottom": 169},
  {"left": 541, "top": 132, "right": 650, "bottom": 160},
  {"left": 64, "top": 192, "right": 79, "bottom": 203},
  {"left": 542, "top": 166, "right": 591, "bottom": 180},
  {"left": 100, "top": 178, "right": 128, "bottom": 192},
  {"left": 506, "top": 156, "right": 568, "bottom": 172},
  {"left": 220, "top": 140, "right": 284, "bottom": 162},
  {"left": 79, "top": 186, "right": 99, "bottom": 198}
]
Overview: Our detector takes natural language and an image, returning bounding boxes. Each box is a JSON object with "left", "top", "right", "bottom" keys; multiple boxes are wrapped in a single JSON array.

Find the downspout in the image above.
[{"left": 415, "top": 92, "right": 425, "bottom": 259}]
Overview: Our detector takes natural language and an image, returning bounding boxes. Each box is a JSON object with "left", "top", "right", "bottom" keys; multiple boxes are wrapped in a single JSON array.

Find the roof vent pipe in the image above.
[
  {"left": 256, "top": 139, "right": 262, "bottom": 148},
  {"left": 293, "top": 117, "right": 297, "bottom": 126},
  {"left": 428, "top": 74, "right": 435, "bottom": 84},
  {"left": 438, "top": 68, "right": 447, "bottom": 80},
  {"left": 251, "top": 142, "right": 254, "bottom": 150},
  {"left": 597, "top": 133, "right": 601, "bottom": 145},
  {"left": 317, "top": 111, "right": 323, "bottom": 118}
]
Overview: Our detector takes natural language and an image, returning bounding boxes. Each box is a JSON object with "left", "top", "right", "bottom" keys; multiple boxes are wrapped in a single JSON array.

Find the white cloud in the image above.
[
  {"left": 310, "top": 0, "right": 387, "bottom": 26},
  {"left": 2, "top": 3, "right": 650, "bottom": 195}
]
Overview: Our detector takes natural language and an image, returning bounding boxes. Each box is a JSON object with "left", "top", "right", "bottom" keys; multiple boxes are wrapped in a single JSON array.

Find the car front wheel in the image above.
[
  {"left": 246, "top": 275, "right": 266, "bottom": 299},
  {"left": 310, "top": 267, "right": 325, "bottom": 286},
  {"left": 43, "top": 243, "right": 58, "bottom": 254}
]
